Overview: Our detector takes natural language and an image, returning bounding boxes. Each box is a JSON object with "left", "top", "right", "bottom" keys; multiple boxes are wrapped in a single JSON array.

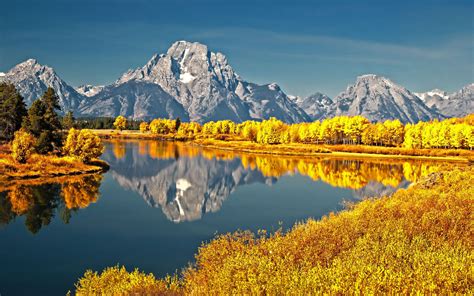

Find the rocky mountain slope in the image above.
[
  {"left": 2, "top": 59, "right": 84, "bottom": 112},
  {"left": 108, "top": 40, "right": 309, "bottom": 122},
  {"left": 291, "top": 92, "right": 334, "bottom": 121},
  {"left": 324, "top": 74, "right": 443, "bottom": 123},
  {"left": 2, "top": 43, "right": 471, "bottom": 122},
  {"left": 415, "top": 84, "right": 474, "bottom": 118},
  {"left": 78, "top": 80, "right": 189, "bottom": 120}
]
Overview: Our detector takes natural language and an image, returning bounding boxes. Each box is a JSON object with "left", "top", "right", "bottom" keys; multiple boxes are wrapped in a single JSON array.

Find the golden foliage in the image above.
[
  {"left": 7, "top": 185, "right": 33, "bottom": 214},
  {"left": 139, "top": 121, "right": 149, "bottom": 133},
  {"left": 11, "top": 128, "right": 36, "bottom": 163},
  {"left": 75, "top": 265, "right": 180, "bottom": 295},
  {"left": 135, "top": 114, "right": 474, "bottom": 151},
  {"left": 113, "top": 115, "right": 127, "bottom": 131},
  {"left": 63, "top": 128, "right": 105, "bottom": 163},
  {"left": 0, "top": 152, "right": 107, "bottom": 182},
  {"left": 112, "top": 140, "right": 126, "bottom": 159},
  {"left": 149, "top": 118, "right": 179, "bottom": 134},
  {"left": 61, "top": 175, "right": 102, "bottom": 209}
]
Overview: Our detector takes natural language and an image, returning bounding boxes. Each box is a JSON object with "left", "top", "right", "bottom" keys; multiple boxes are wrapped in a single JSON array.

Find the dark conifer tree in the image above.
[
  {"left": 0, "top": 83, "right": 27, "bottom": 141},
  {"left": 62, "top": 111, "right": 75, "bottom": 130},
  {"left": 23, "top": 88, "right": 63, "bottom": 152}
]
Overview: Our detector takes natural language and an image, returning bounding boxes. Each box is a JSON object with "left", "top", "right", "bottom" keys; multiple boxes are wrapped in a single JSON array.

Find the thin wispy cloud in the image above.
[{"left": 190, "top": 27, "right": 469, "bottom": 61}]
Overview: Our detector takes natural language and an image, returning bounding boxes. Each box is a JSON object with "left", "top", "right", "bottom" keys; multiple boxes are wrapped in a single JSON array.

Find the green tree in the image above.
[
  {"left": 0, "top": 83, "right": 27, "bottom": 141},
  {"left": 22, "top": 88, "right": 63, "bottom": 153},
  {"left": 62, "top": 111, "right": 76, "bottom": 130}
]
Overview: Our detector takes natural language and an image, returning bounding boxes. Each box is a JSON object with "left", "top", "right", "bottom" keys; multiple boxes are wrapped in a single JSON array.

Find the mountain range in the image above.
[{"left": 1, "top": 40, "right": 472, "bottom": 123}]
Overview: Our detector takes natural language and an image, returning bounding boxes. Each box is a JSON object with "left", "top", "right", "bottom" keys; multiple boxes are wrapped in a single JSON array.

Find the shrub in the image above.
[
  {"left": 75, "top": 265, "right": 180, "bottom": 295},
  {"left": 11, "top": 128, "right": 35, "bottom": 163},
  {"left": 139, "top": 121, "right": 149, "bottom": 133},
  {"left": 63, "top": 128, "right": 104, "bottom": 163},
  {"left": 113, "top": 115, "right": 127, "bottom": 131}
]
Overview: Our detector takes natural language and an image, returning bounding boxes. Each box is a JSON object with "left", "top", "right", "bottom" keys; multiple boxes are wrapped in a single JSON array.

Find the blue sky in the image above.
[{"left": 1, "top": 0, "right": 472, "bottom": 97}]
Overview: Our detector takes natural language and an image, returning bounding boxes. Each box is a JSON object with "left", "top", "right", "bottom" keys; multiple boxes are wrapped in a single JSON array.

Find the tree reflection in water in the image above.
[
  {"left": 102, "top": 140, "right": 446, "bottom": 223},
  {"left": 0, "top": 174, "right": 102, "bottom": 234}
]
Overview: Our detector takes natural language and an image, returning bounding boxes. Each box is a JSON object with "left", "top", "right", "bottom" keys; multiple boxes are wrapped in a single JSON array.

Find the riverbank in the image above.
[
  {"left": 0, "top": 151, "right": 108, "bottom": 182},
  {"left": 75, "top": 165, "right": 473, "bottom": 294},
  {"left": 94, "top": 129, "right": 473, "bottom": 163}
]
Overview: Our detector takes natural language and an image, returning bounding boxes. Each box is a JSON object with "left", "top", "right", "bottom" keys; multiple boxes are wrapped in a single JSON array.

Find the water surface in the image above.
[{"left": 0, "top": 140, "right": 442, "bottom": 295}]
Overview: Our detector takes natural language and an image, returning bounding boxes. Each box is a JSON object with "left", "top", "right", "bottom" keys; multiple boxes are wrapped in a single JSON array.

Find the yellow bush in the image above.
[
  {"left": 75, "top": 265, "right": 181, "bottom": 295},
  {"left": 139, "top": 121, "right": 149, "bottom": 133},
  {"left": 11, "top": 128, "right": 35, "bottom": 163},
  {"left": 63, "top": 128, "right": 104, "bottom": 163},
  {"left": 113, "top": 115, "right": 127, "bottom": 131}
]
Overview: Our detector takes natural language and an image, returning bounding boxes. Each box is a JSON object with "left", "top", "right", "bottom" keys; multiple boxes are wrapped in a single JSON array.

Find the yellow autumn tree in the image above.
[
  {"left": 256, "top": 117, "right": 288, "bottom": 144},
  {"left": 139, "top": 122, "right": 149, "bottom": 133},
  {"left": 63, "top": 128, "right": 105, "bottom": 163},
  {"left": 113, "top": 115, "right": 127, "bottom": 131},
  {"left": 239, "top": 121, "right": 260, "bottom": 141},
  {"left": 11, "top": 128, "right": 36, "bottom": 163}
]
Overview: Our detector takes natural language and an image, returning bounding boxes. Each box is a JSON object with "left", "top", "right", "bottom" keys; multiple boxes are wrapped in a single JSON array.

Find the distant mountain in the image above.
[
  {"left": 324, "top": 74, "right": 443, "bottom": 123},
  {"left": 415, "top": 84, "right": 474, "bottom": 118},
  {"left": 75, "top": 84, "right": 104, "bottom": 97},
  {"left": 292, "top": 92, "right": 333, "bottom": 121},
  {"left": 2, "top": 46, "right": 471, "bottom": 122},
  {"left": 2, "top": 59, "right": 84, "bottom": 113},
  {"left": 78, "top": 80, "right": 189, "bottom": 120},
  {"left": 107, "top": 40, "right": 309, "bottom": 122}
]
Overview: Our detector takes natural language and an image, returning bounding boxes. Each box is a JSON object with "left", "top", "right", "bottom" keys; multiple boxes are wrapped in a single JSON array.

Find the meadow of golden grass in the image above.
[
  {"left": 75, "top": 165, "right": 473, "bottom": 294},
  {"left": 0, "top": 152, "right": 108, "bottom": 182}
]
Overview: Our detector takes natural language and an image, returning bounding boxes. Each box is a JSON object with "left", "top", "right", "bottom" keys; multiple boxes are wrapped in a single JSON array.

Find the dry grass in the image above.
[
  {"left": 75, "top": 166, "right": 474, "bottom": 294},
  {"left": 0, "top": 153, "right": 108, "bottom": 182},
  {"left": 326, "top": 144, "right": 474, "bottom": 158}
]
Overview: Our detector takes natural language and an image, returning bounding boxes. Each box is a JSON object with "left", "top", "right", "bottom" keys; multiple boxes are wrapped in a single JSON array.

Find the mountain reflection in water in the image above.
[
  {"left": 102, "top": 140, "right": 441, "bottom": 223},
  {"left": 0, "top": 140, "right": 443, "bottom": 231}
]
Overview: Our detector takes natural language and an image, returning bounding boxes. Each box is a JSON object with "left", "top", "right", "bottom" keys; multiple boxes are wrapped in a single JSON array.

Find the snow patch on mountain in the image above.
[
  {"left": 414, "top": 89, "right": 449, "bottom": 102},
  {"left": 76, "top": 84, "right": 104, "bottom": 97},
  {"left": 293, "top": 92, "right": 333, "bottom": 121}
]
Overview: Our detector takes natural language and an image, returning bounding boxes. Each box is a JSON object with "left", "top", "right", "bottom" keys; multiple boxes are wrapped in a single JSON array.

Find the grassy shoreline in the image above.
[
  {"left": 0, "top": 152, "right": 109, "bottom": 182},
  {"left": 75, "top": 165, "right": 473, "bottom": 294},
  {"left": 94, "top": 129, "right": 473, "bottom": 163}
]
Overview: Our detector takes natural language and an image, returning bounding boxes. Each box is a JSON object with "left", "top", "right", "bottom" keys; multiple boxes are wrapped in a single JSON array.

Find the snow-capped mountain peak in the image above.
[
  {"left": 3, "top": 59, "right": 85, "bottom": 112},
  {"left": 108, "top": 40, "right": 309, "bottom": 123},
  {"left": 414, "top": 89, "right": 449, "bottom": 102}
]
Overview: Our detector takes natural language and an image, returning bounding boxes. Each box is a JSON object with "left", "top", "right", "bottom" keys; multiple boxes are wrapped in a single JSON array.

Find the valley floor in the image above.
[
  {"left": 74, "top": 164, "right": 473, "bottom": 294},
  {"left": 93, "top": 129, "right": 473, "bottom": 163}
]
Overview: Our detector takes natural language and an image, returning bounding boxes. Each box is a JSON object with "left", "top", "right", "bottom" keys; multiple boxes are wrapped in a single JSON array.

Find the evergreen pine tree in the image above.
[
  {"left": 23, "top": 88, "right": 63, "bottom": 153},
  {"left": 0, "top": 83, "right": 27, "bottom": 141},
  {"left": 62, "top": 111, "right": 75, "bottom": 130}
]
